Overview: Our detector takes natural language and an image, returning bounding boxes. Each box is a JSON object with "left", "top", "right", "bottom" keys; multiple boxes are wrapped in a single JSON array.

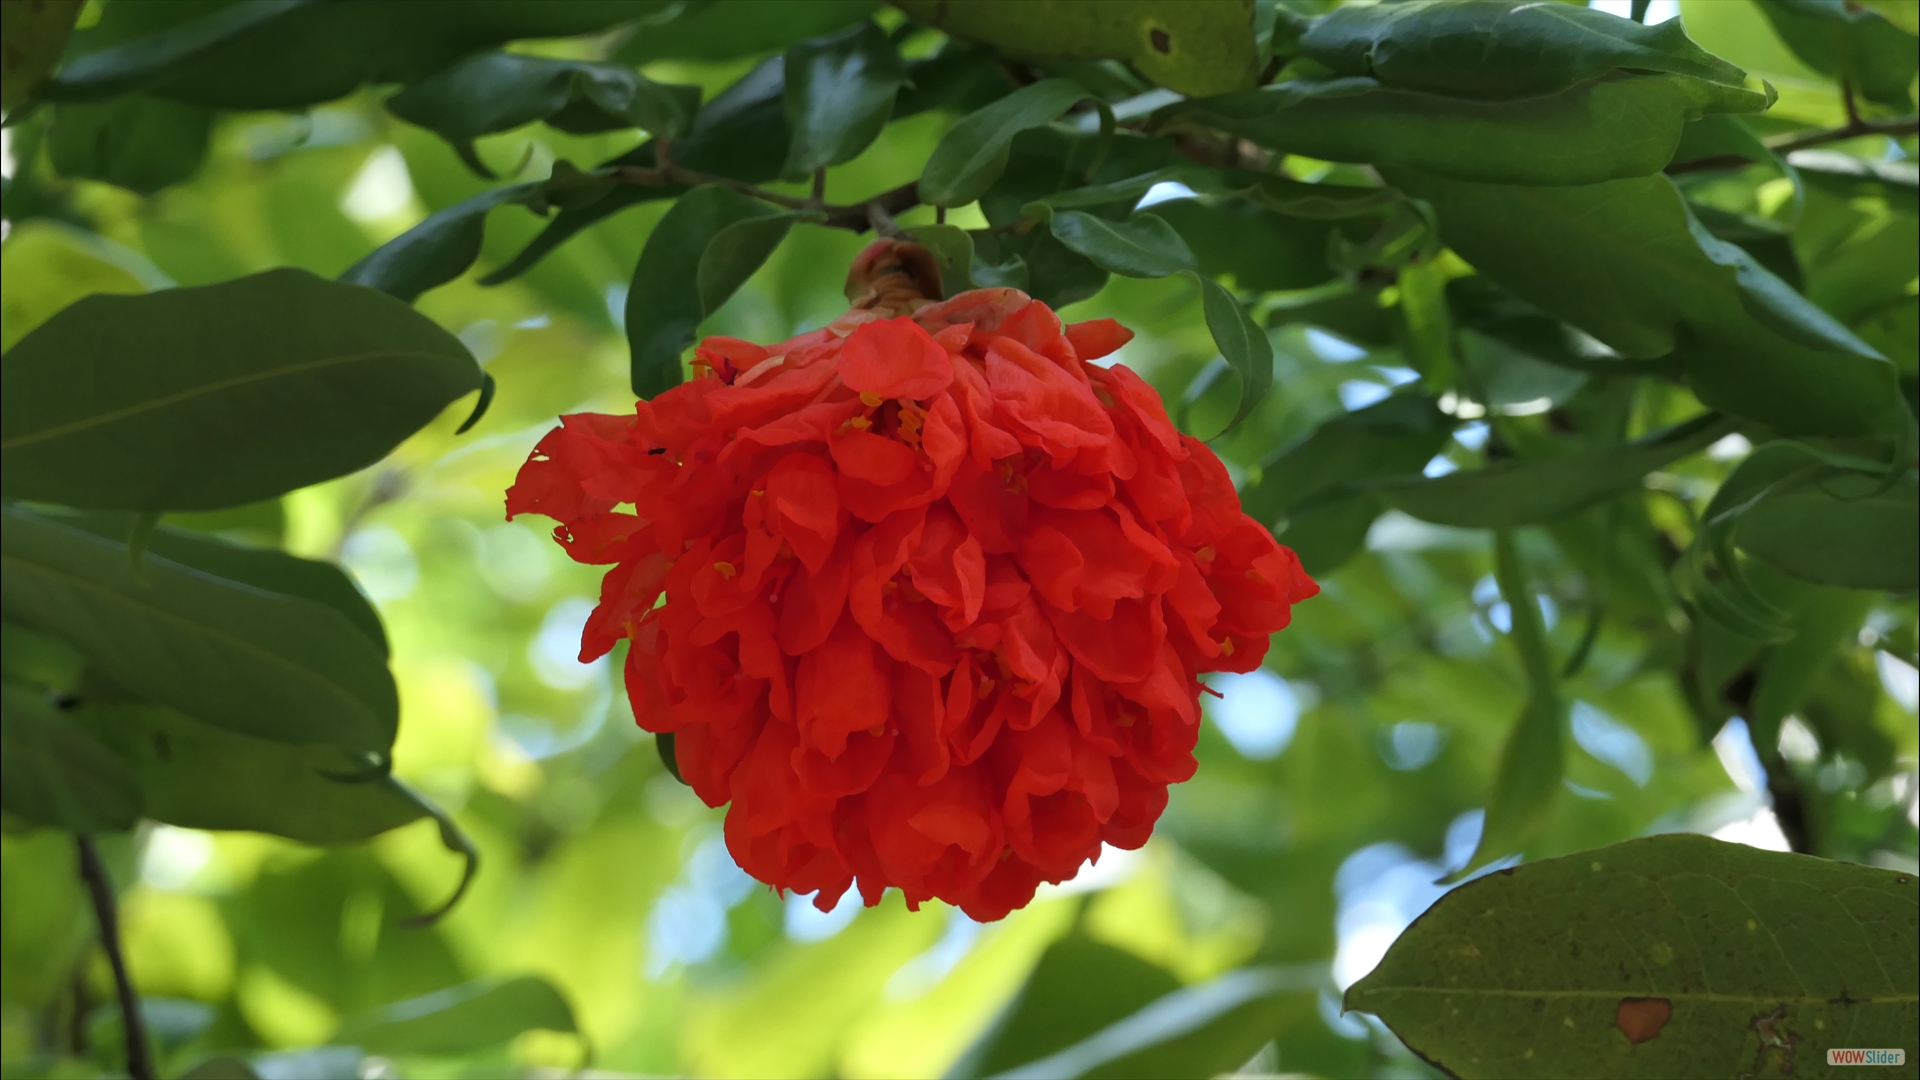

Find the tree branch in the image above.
[
  {"left": 77, "top": 837, "right": 154, "bottom": 1080},
  {"left": 613, "top": 160, "right": 923, "bottom": 234},
  {"left": 1665, "top": 113, "right": 1919, "bottom": 174}
]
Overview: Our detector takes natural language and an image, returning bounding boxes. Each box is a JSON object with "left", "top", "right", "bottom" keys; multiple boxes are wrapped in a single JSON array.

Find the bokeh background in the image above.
[{"left": 2, "top": 1, "right": 1915, "bottom": 1077}]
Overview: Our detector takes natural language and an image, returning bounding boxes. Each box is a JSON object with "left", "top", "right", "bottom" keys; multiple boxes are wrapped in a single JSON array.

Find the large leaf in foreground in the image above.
[
  {"left": 1, "top": 269, "right": 481, "bottom": 511},
  {"left": 1, "top": 683, "right": 142, "bottom": 833},
  {"left": 1347, "top": 833, "right": 1919, "bottom": 1079},
  {"left": 0, "top": 507, "right": 396, "bottom": 757}
]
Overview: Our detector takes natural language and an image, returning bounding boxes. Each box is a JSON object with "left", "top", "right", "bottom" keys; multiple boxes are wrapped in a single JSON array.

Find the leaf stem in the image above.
[{"left": 76, "top": 837, "right": 154, "bottom": 1080}]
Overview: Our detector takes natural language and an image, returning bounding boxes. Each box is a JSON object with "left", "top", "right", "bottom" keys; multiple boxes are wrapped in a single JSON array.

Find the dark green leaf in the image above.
[
  {"left": 48, "top": 0, "right": 672, "bottom": 109},
  {"left": 1755, "top": 0, "right": 1918, "bottom": 107},
  {"left": 1373, "top": 413, "right": 1733, "bottom": 529},
  {"left": 46, "top": 95, "right": 212, "bottom": 195},
  {"left": 1, "top": 506, "right": 397, "bottom": 757},
  {"left": 1739, "top": 471, "right": 1919, "bottom": 592},
  {"left": 386, "top": 53, "right": 700, "bottom": 167},
  {"left": 781, "top": 20, "right": 908, "bottom": 179},
  {"left": 919, "top": 79, "right": 1088, "bottom": 207},
  {"left": 1038, "top": 208, "right": 1194, "bottom": 278},
  {"left": 1348, "top": 834, "right": 1920, "bottom": 1079},
  {"left": 1301, "top": 0, "right": 1747, "bottom": 99},
  {"left": 893, "top": 0, "right": 1260, "bottom": 97},
  {"left": 1192, "top": 273, "right": 1272, "bottom": 437},
  {"left": 1152, "top": 200, "right": 1338, "bottom": 293},
  {"left": 1, "top": 683, "right": 143, "bottom": 833},
  {"left": 906, "top": 223, "right": 977, "bottom": 297},
  {"left": 1160, "top": 72, "right": 1767, "bottom": 187},
  {"left": 341, "top": 183, "right": 543, "bottom": 303},
  {"left": 1390, "top": 171, "right": 1905, "bottom": 439},
  {"left": 626, "top": 185, "right": 799, "bottom": 398},
  {"left": 1, "top": 268, "right": 482, "bottom": 511},
  {"left": 334, "top": 975, "right": 578, "bottom": 1055},
  {"left": 0, "top": 0, "right": 81, "bottom": 107},
  {"left": 1242, "top": 392, "right": 1452, "bottom": 529},
  {"left": 616, "top": 0, "right": 874, "bottom": 65}
]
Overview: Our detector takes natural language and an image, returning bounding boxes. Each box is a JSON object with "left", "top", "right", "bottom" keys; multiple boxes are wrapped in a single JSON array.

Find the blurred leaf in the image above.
[
  {"left": 1755, "top": 0, "right": 1918, "bottom": 107},
  {"left": 1397, "top": 257, "right": 1456, "bottom": 394},
  {"left": 1, "top": 682, "right": 143, "bottom": 833},
  {"left": 892, "top": 0, "right": 1260, "bottom": 97},
  {"left": 46, "top": 95, "right": 213, "bottom": 194},
  {"left": 1242, "top": 392, "right": 1452, "bottom": 529},
  {"left": 1349, "top": 834, "right": 1920, "bottom": 1079},
  {"left": 177, "top": 1057, "right": 259, "bottom": 1080},
  {"left": 1392, "top": 171, "right": 1905, "bottom": 439},
  {"left": 1033, "top": 207, "right": 1194, "bottom": 278},
  {"left": 1455, "top": 531, "right": 1565, "bottom": 876},
  {"left": 1745, "top": 582, "right": 1875, "bottom": 759},
  {"left": 1151, "top": 200, "right": 1338, "bottom": 292},
  {"left": 1193, "top": 272, "right": 1272, "bottom": 436},
  {"left": 947, "top": 934, "right": 1180, "bottom": 1079},
  {"left": 386, "top": 53, "right": 700, "bottom": 173},
  {"left": 335, "top": 975, "right": 578, "bottom": 1055},
  {"left": 616, "top": 0, "right": 874, "bottom": 65},
  {"left": 1738, "top": 470, "right": 1919, "bottom": 591},
  {"left": 1031, "top": 165, "right": 1394, "bottom": 221},
  {"left": 1373, "top": 413, "right": 1733, "bottom": 529},
  {"left": 627, "top": 185, "right": 804, "bottom": 398},
  {"left": 341, "top": 182, "right": 544, "bottom": 302},
  {"left": 47, "top": 0, "right": 672, "bottom": 109},
  {"left": 1160, "top": 72, "right": 1766, "bottom": 187},
  {"left": 1, "top": 506, "right": 397, "bottom": 758},
  {"left": 0, "top": 0, "right": 81, "bottom": 107},
  {"left": 1, "top": 268, "right": 481, "bottom": 511},
  {"left": 0, "top": 220, "right": 148, "bottom": 351},
  {"left": 782, "top": 20, "right": 909, "bottom": 180},
  {"left": 919, "top": 79, "right": 1088, "bottom": 207},
  {"left": 1302, "top": 0, "right": 1748, "bottom": 98},
  {"left": 2, "top": 621, "right": 87, "bottom": 696}
]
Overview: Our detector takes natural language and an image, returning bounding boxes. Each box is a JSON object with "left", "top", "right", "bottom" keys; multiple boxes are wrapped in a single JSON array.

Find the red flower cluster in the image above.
[{"left": 507, "top": 242, "right": 1316, "bottom": 921}]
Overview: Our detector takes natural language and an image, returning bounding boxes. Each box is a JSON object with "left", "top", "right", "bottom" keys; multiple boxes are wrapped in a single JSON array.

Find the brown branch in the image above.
[
  {"left": 1666, "top": 113, "right": 1919, "bottom": 175},
  {"left": 77, "top": 838, "right": 154, "bottom": 1080},
  {"left": 613, "top": 161, "right": 922, "bottom": 234}
]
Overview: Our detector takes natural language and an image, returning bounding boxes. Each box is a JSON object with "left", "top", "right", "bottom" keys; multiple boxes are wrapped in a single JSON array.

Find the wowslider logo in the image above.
[{"left": 1827, "top": 1049, "right": 1907, "bottom": 1067}]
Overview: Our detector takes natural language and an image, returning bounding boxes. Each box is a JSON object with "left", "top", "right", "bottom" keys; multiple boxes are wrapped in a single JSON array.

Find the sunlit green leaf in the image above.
[
  {"left": 0, "top": 0, "right": 81, "bottom": 107},
  {"left": 1754, "top": 0, "right": 1918, "bottom": 107},
  {"left": 335, "top": 975, "right": 578, "bottom": 1055}
]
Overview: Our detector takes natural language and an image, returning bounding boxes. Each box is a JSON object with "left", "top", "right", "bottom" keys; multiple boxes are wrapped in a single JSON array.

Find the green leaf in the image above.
[
  {"left": 0, "top": 506, "right": 397, "bottom": 758},
  {"left": 1390, "top": 171, "right": 1905, "bottom": 439},
  {"left": 626, "top": 185, "right": 801, "bottom": 399},
  {"left": 46, "top": 0, "right": 672, "bottom": 109},
  {"left": 1152, "top": 200, "right": 1338, "bottom": 293},
  {"left": 1347, "top": 833, "right": 1920, "bottom": 1079},
  {"left": 1738, "top": 470, "right": 1919, "bottom": 592},
  {"left": 906, "top": 223, "right": 977, "bottom": 297},
  {"left": 46, "top": 95, "right": 213, "bottom": 195},
  {"left": 947, "top": 934, "right": 1181, "bottom": 1078},
  {"left": 1241, "top": 392, "right": 1453, "bottom": 530},
  {"left": 781, "top": 20, "right": 908, "bottom": 180},
  {"left": 892, "top": 0, "right": 1260, "bottom": 97},
  {"left": 616, "top": 0, "right": 874, "bottom": 65},
  {"left": 1746, "top": 582, "right": 1877, "bottom": 762},
  {"left": 341, "top": 183, "right": 544, "bottom": 303},
  {"left": 386, "top": 53, "right": 700, "bottom": 173},
  {"left": 72, "top": 700, "right": 422, "bottom": 843},
  {"left": 1192, "top": 272, "right": 1272, "bottom": 437},
  {"left": 1301, "top": 0, "right": 1748, "bottom": 99},
  {"left": 0, "top": 0, "right": 82, "bottom": 107},
  {"left": 0, "top": 220, "right": 149, "bottom": 352},
  {"left": 1036, "top": 208, "right": 1194, "bottom": 278},
  {"left": 918, "top": 79, "right": 1089, "bottom": 208},
  {"left": 1755, "top": 0, "right": 1919, "bottom": 107},
  {"left": 1455, "top": 531, "right": 1566, "bottom": 876},
  {"left": 1159, "top": 72, "right": 1767, "bottom": 187},
  {"left": 1, "top": 268, "right": 482, "bottom": 511},
  {"left": 1373, "top": 413, "right": 1734, "bottom": 530},
  {"left": 1032, "top": 165, "right": 1397, "bottom": 221},
  {"left": 1, "top": 683, "right": 143, "bottom": 833},
  {"left": 334, "top": 975, "right": 578, "bottom": 1056}
]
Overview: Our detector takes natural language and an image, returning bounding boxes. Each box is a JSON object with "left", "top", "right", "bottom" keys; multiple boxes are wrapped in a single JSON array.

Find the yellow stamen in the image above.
[
  {"left": 1196, "top": 546, "right": 1216, "bottom": 563},
  {"left": 1219, "top": 637, "right": 1235, "bottom": 656},
  {"left": 714, "top": 561, "right": 737, "bottom": 580},
  {"left": 848, "top": 416, "right": 872, "bottom": 431},
  {"left": 859, "top": 391, "right": 884, "bottom": 407}
]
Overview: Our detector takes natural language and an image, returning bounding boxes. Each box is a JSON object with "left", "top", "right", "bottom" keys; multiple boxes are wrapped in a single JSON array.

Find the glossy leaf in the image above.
[
  {"left": 781, "top": 20, "right": 908, "bottom": 180},
  {"left": 892, "top": 0, "right": 1260, "bottom": 97},
  {"left": 46, "top": 95, "right": 213, "bottom": 195},
  {"left": 386, "top": 53, "right": 700, "bottom": 172},
  {"left": 0, "top": 506, "right": 397, "bottom": 757},
  {"left": 1, "top": 683, "right": 143, "bottom": 833},
  {"left": 1039, "top": 208, "right": 1195, "bottom": 279},
  {"left": 341, "top": 182, "right": 543, "bottom": 303},
  {"left": 918, "top": 79, "right": 1088, "bottom": 207},
  {"left": 1192, "top": 272, "right": 1272, "bottom": 436},
  {"left": 1, "top": 268, "right": 482, "bottom": 511},
  {"left": 1159, "top": 72, "right": 1767, "bottom": 187},
  {"left": 1755, "top": 0, "right": 1918, "bottom": 107},
  {"left": 0, "top": 0, "right": 81, "bottom": 107},
  {"left": 1348, "top": 834, "right": 1920, "bottom": 1079},
  {"left": 334, "top": 975, "right": 578, "bottom": 1055},
  {"left": 626, "top": 185, "right": 800, "bottom": 398},
  {"left": 46, "top": 0, "right": 672, "bottom": 109},
  {"left": 1390, "top": 170, "right": 1905, "bottom": 439},
  {"left": 1373, "top": 413, "right": 1734, "bottom": 529}
]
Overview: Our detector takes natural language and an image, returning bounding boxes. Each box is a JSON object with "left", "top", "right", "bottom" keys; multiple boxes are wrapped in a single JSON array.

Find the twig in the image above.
[
  {"left": 613, "top": 160, "right": 921, "bottom": 234},
  {"left": 77, "top": 837, "right": 154, "bottom": 1080},
  {"left": 865, "top": 197, "right": 906, "bottom": 239},
  {"left": 1667, "top": 113, "right": 1919, "bottom": 174}
]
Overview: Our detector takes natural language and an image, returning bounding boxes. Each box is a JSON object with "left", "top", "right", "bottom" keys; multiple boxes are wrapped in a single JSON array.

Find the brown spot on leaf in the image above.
[
  {"left": 1616, "top": 997, "right": 1672, "bottom": 1044},
  {"left": 1149, "top": 27, "right": 1172, "bottom": 54}
]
